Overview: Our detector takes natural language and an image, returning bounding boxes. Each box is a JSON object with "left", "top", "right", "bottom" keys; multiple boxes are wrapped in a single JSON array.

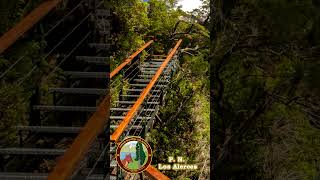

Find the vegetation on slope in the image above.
[
  {"left": 111, "top": 0, "right": 210, "bottom": 179},
  {"left": 210, "top": 0, "right": 320, "bottom": 179}
]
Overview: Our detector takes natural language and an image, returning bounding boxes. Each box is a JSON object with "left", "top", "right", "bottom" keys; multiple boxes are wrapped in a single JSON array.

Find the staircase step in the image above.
[
  {"left": 33, "top": 105, "right": 96, "bottom": 112},
  {"left": 16, "top": 126, "right": 81, "bottom": 133},
  {"left": 88, "top": 43, "right": 111, "bottom": 50},
  {"left": 151, "top": 55, "right": 166, "bottom": 58},
  {"left": 125, "top": 89, "right": 162, "bottom": 93},
  {"left": 140, "top": 67, "right": 159, "bottom": 71},
  {"left": 99, "top": 30, "right": 111, "bottom": 36},
  {"left": 49, "top": 88, "right": 106, "bottom": 95},
  {"left": 0, "top": 173, "right": 105, "bottom": 180},
  {"left": 0, "top": 173, "right": 47, "bottom": 180},
  {"left": 111, "top": 108, "right": 155, "bottom": 112},
  {"left": 150, "top": 59, "right": 165, "bottom": 61},
  {"left": 64, "top": 71, "right": 107, "bottom": 78},
  {"left": 86, "top": 174, "right": 105, "bottom": 180},
  {"left": 75, "top": 56, "right": 110, "bottom": 65},
  {"left": 110, "top": 116, "right": 151, "bottom": 120},
  {"left": 115, "top": 101, "right": 160, "bottom": 105},
  {"left": 0, "top": 148, "right": 65, "bottom": 155},
  {"left": 16, "top": 125, "right": 140, "bottom": 133},
  {"left": 144, "top": 61, "right": 163, "bottom": 64},
  {"left": 120, "top": 94, "right": 160, "bottom": 98},
  {"left": 133, "top": 79, "right": 169, "bottom": 83},
  {"left": 113, "top": 125, "right": 143, "bottom": 129},
  {"left": 141, "top": 64, "right": 161, "bottom": 68},
  {"left": 130, "top": 84, "right": 167, "bottom": 88},
  {"left": 141, "top": 70, "right": 156, "bottom": 75},
  {"left": 110, "top": 175, "right": 117, "bottom": 180},
  {"left": 110, "top": 148, "right": 116, "bottom": 154},
  {"left": 138, "top": 74, "right": 169, "bottom": 78},
  {"left": 110, "top": 160, "right": 117, "bottom": 167}
]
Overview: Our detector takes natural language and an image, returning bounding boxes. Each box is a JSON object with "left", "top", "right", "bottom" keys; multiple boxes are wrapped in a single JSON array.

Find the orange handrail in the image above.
[
  {"left": 145, "top": 165, "right": 170, "bottom": 180},
  {"left": 0, "top": 0, "right": 63, "bottom": 54},
  {"left": 110, "top": 40, "right": 154, "bottom": 78},
  {"left": 110, "top": 39, "right": 183, "bottom": 142},
  {"left": 48, "top": 94, "right": 111, "bottom": 180}
]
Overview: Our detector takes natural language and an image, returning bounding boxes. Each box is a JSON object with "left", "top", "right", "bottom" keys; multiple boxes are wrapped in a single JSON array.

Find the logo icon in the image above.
[{"left": 116, "top": 136, "right": 152, "bottom": 173}]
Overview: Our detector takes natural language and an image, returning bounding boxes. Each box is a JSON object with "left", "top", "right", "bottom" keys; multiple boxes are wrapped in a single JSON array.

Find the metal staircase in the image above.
[
  {"left": 109, "top": 53, "right": 179, "bottom": 179},
  {"left": 0, "top": 0, "right": 184, "bottom": 178},
  {"left": 0, "top": 0, "right": 111, "bottom": 179}
]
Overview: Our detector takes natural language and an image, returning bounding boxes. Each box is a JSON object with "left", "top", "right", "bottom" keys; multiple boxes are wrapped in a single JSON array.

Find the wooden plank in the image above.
[
  {"left": 0, "top": 0, "right": 63, "bottom": 54},
  {"left": 144, "top": 165, "right": 170, "bottom": 180},
  {"left": 110, "top": 39, "right": 182, "bottom": 142},
  {"left": 110, "top": 40, "right": 154, "bottom": 78},
  {"left": 48, "top": 93, "right": 110, "bottom": 180}
]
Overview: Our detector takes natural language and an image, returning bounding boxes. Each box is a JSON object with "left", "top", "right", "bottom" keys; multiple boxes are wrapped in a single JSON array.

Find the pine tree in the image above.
[{"left": 135, "top": 142, "right": 146, "bottom": 166}]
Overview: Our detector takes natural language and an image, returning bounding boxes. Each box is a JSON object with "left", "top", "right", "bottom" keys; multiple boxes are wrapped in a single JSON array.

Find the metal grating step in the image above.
[
  {"left": 49, "top": 88, "right": 107, "bottom": 95},
  {"left": 64, "top": 71, "right": 107, "bottom": 78},
  {"left": 112, "top": 125, "right": 143, "bottom": 129},
  {"left": 140, "top": 67, "right": 159, "bottom": 71},
  {"left": 120, "top": 94, "right": 160, "bottom": 98},
  {"left": 16, "top": 125, "right": 143, "bottom": 134},
  {"left": 125, "top": 89, "right": 162, "bottom": 93},
  {"left": 150, "top": 55, "right": 166, "bottom": 58},
  {"left": 141, "top": 70, "right": 156, "bottom": 74},
  {"left": 133, "top": 79, "right": 169, "bottom": 83},
  {"left": 0, "top": 173, "right": 47, "bottom": 180},
  {"left": 33, "top": 105, "right": 96, "bottom": 112},
  {"left": 110, "top": 116, "right": 151, "bottom": 120},
  {"left": 110, "top": 160, "right": 117, "bottom": 167},
  {"left": 75, "top": 56, "right": 110, "bottom": 65},
  {"left": 99, "top": 30, "right": 111, "bottom": 36},
  {"left": 110, "top": 175, "right": 117, "bottom": 180},
  {"left": 115, "top": 101, "right": 160, "bottom": 105},
  {"left": 0, "top": 173, "right": 106, "bottom": 180},
  {"left": 144, "top": 61, "right": 163, "bottom": 64},
  {"left": 130, "top": 84, "right": 167, "bottom": 88},
  {"left": 111, "top": 108, "right": 155, "bottom": 112},
  {"left": 138, "top": 74, "right": 169, "bottom": 78},
  {"left": 16, "top": 126, "right": 81, "bottom": 133},
  {"left": 0, "top": 148, "right": 65, "bottom": 155},
  {"left": 150, "top": 59, "right": 165, "bottom": 61},
  {"left": 141, "top": 64, "right": 161, "bottom": 68}
]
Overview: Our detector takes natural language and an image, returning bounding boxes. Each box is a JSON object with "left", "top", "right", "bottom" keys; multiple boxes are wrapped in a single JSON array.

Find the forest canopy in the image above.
[{"left": 210, "top": 0, "right": 320, "bottom": 179}]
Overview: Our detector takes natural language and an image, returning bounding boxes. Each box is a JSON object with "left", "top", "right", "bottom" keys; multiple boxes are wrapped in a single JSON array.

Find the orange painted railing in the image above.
[
  {"left": 145, "top": 165, "right": 170, "bottom": 180},
  {"left": 110, "top": 39, "right": 183, "bottom": 142},
  {"left": 0, "top": 0, "right": 63, "bottom": 54},
  {"left": 110, "top": 40, "right": 154, "bottom": 78}
]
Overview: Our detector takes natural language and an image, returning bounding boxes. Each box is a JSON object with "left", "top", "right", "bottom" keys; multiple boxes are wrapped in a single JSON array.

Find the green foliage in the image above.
[
  {"left": 0, "top": 84, "right": 31, "bottom": 147},
  {"left": 211, "top": 0, "right": 320, "bottom": 178},
  {"left": 0, "top": 0, "right": 42, "bottom": 33},
  {"left": 148, "top": 0, "right": 180, "bottom": 36}
]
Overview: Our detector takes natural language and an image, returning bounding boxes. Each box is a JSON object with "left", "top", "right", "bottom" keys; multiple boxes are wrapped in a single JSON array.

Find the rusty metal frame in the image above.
[
  {"left": 0, "top": 0, "right": 64, "bottom": 54},
  {"left": 110, "top": 40, "right": 154, "bottom": 78}
]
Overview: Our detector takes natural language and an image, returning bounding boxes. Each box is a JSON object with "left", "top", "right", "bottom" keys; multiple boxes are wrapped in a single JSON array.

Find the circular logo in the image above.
[{"left": 116, "top": 136, "right": 152, "bottom": 173}]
